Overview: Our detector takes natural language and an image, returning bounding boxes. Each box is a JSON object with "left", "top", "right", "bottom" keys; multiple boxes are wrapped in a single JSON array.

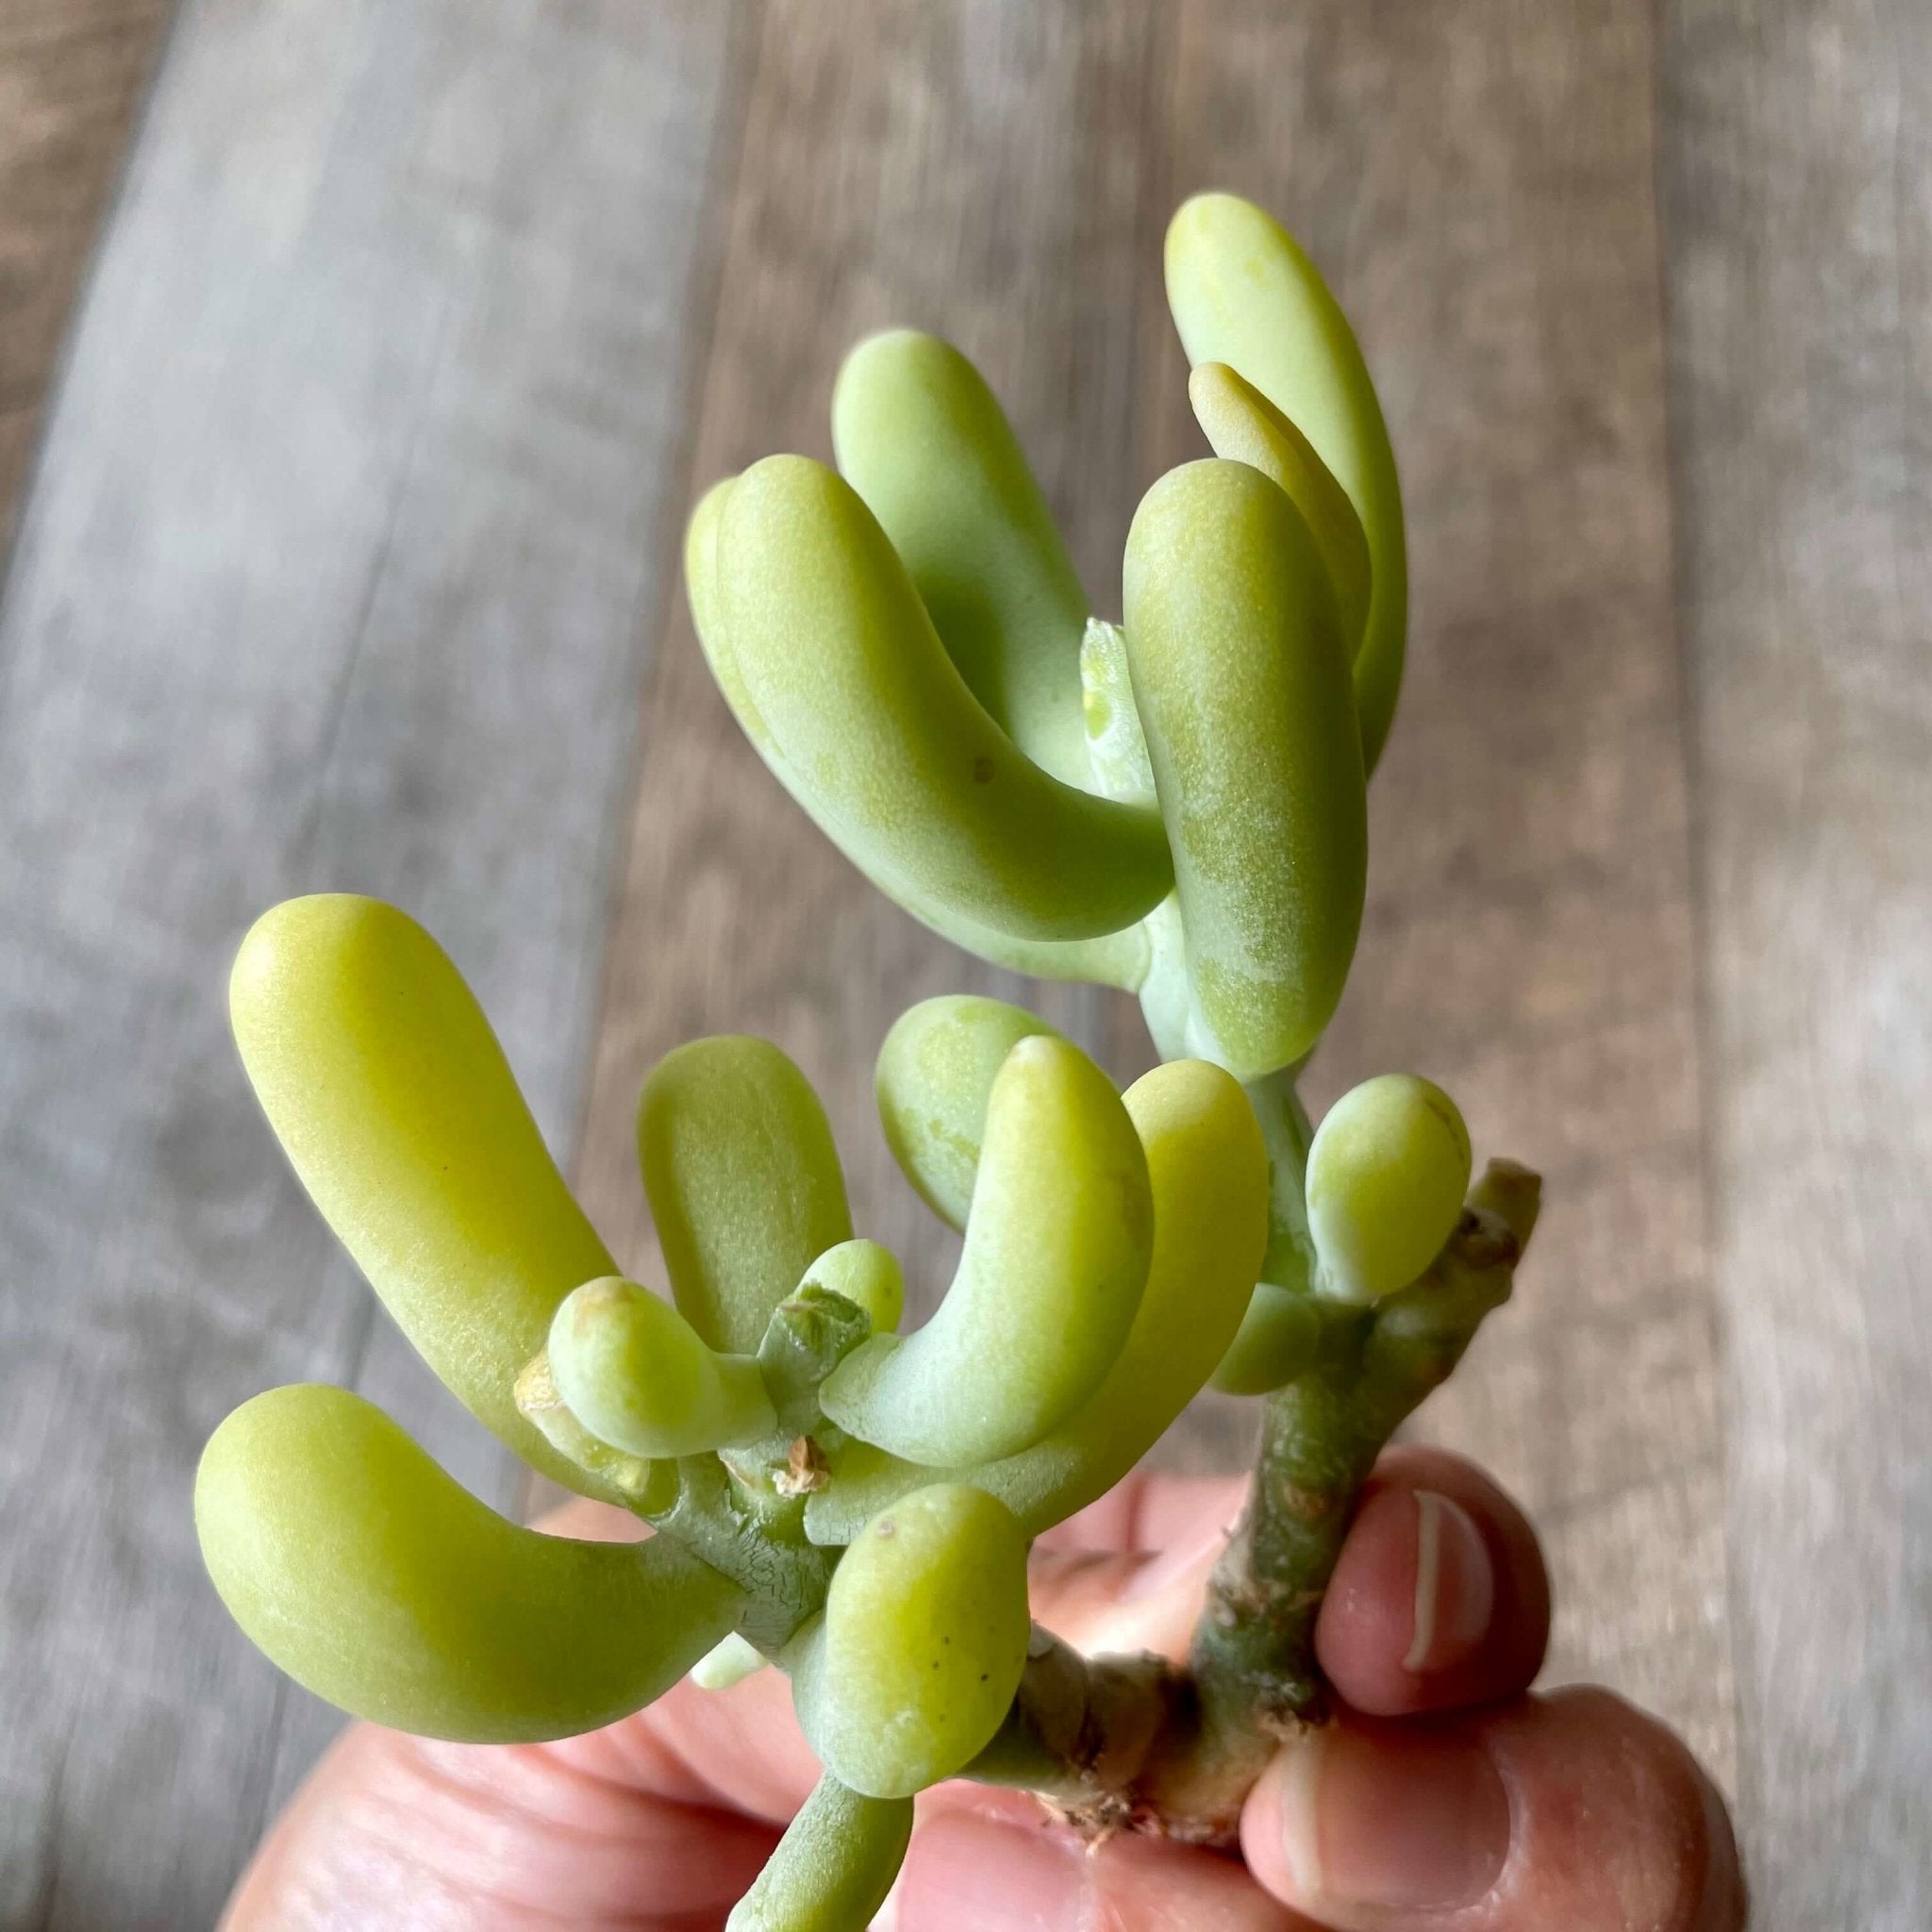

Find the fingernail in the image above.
[
  {"left": 894, "top": 1811, "right": 1085, "bottom": 1931},
  {"left": 1404, "top": 1490, "right": 1495, "bottom": 1673},
  {"left": 1274, "top": 1724, "right": 1510, "bottom": 1910}
]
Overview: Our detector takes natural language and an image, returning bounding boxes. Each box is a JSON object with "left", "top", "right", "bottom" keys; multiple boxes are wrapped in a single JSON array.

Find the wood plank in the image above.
[
  {"left": 1158, "top": 0, "right": 1734, "bottom": 1784},
  {"left": 0, "top": 0, "right": 174, "bottom": 547},
  {"left": 1661, "top": 2, "right": 1932, "bottom": 1920},
  {"left": 577, "top": 0, "right": 1170, "bottom": 1327},
  {"left": 0, "top": 0, "right": 742, "bottom": 1919}
]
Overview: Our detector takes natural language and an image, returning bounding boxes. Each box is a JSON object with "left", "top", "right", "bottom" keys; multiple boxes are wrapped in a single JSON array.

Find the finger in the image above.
[
  {"left": 1028, "top": 1473, "right": 1246, "bottom": 1663},
  {"left": 1315, "top": 1444, "right": 1550, "bottom": 1716},
  {"left": 1036, "top": 1468, "right": 1259, "bottom": 1558},
  {"left": 892, "top": 1805, "right": 1315, "bottom": 1932},
  {"left": 1241, "top": 1686, "right": 1745, "bottom": 1932},
  {"left": 223, "top": 1723, "right": 777, "bottom": 1930}
]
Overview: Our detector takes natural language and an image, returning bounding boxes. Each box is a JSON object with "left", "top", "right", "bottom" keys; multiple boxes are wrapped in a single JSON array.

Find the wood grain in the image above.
[
  {"left": 0, "top": 0, "right": 741, "bottom": 1920},
  {"left": 1662, "top": 1, "right": 1932, "bottom": 1920},
  {"left": 0, "top": 0, "right": 173, "bottom": 550}
]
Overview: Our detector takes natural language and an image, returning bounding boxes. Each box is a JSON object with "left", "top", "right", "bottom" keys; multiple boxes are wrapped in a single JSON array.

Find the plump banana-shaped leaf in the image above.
[
  {"left": 1189, "top": 361, "right": 1372, "bottom": 652},
  {"left": 1307, "top": 1074, "right": 1473, "bottom": 1303},
  {"left": 1124, "top": 460, "right": 1367, "bottom": 1081},
  {"left": 808, "top": 1059, "right": 1267, "bottom": 1541},
  {"left": 1165, "top": 192, "right": 1407, "bottom": 773},
  {"left": 726, "top": 1774, "right": 913, "bottom": 1932},
  {"left": 696, "top": 455, "right": 1172, "bottom": 943},
  {"left": 196, "top": 1386, "right": 742, "bottom": 1742},
  {"left": 833, "top": 329, "right": 1092, "bottom": 788},
  {"left": 796, "top": 1238, "right": 905, "bottom": 1335},
  {"left": 790, "top": 1485, "right": 1030, "bottom": 1799},
  {"left": 874, "top": 994, "right": 1063, "bottom": 1229},
  {"left": 639, "top": 1036, "right": 853, "bottom": 1355},
  {"left": 689, "top": 478, "right": 1149, "bottom": 991},
  {"left": 229, "top": 896, "right": 620, "bottom": 1496},
  {"left": 550, "top": 1277, "right": 775, "bottom": 1457},
  {"left": 820, "top": 1035, "right": 1151, "bottom": 1466}
]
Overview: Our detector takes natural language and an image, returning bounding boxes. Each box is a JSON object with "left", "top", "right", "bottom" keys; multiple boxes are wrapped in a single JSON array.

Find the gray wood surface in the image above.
[
  {"left": 0, "top": 0, "right": 173, "bottom": 552},
  {"left": 1, "top": 0, "right": 1926, "bottom": 1924},
  {"left": 1663, "top": 2, "right": 1932, "bottom": 1921},
  {"left": 0, "top": 0, "right": 740, "bottom": 1922}
]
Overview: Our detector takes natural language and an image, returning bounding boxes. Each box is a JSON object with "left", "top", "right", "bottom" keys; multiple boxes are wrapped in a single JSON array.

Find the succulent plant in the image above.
[{"left": 198, "top": 192, "right": 1540, "bottom": 1927}]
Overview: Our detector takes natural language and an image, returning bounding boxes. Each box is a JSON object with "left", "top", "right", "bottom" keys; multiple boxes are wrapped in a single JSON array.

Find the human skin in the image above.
[{"left": 223, "top": 1447, "right": 1744, "bottom": 1931}]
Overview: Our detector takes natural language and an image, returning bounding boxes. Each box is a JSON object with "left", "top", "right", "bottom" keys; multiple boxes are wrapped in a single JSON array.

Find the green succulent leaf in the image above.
[
  {"left": 639, "top": 1035, "right": 853, "bottom": 1355},
  {"left": 833, "top": 329, "right": 1092, "bottom": 788},
  {"left": 795, "top": 1239, "right": 905, "bottom": 1337},
  {"left": 1124, "top": 459, "right": 1367, "bottom": 1081},
  {"left": 874, "top": 993, "right": 1063, "bottom": 1229},
  {"left": 229, "top": 895, "right": 624, "bottom": 1500},
  {"left": 725, "top": 1774, "right": 913, "bottom": 1932},
  {"left": 1189, "top": 360, "right": 1372, "bottom": 653},
  {"left": 820, "top": 1035, "right": 1152, "bottom": 1467},
  {"left": 1209, "top": 1281, "right": 1324, "bottom": 1396},
  {"left": 549, "top": 1276, "right": 776, "bottom": 1458},
  {"left": 808, "top": 1058, "right": 1267, "bottom": 1541},
  {"left": 196, "top": 1385, "right": 741, "bottom": 1742},
  {"left": 1307, "top": 1074, "right": 1474, "bottom": 1304},
  {"left": 1165, "top": 191, "right": 1407, "bottom": 773},
  {"left": 790, "top": 1484, "right": 1030, "bottom": 1799},
  {"left": 697, "top": 454, "right": 1173, "bottom": 944}
]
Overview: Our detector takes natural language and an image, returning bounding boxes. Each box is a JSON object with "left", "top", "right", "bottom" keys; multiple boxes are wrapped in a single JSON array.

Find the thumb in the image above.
[{"left": 1240, "top": 1687, "right": 1745, "bottom": 1931}]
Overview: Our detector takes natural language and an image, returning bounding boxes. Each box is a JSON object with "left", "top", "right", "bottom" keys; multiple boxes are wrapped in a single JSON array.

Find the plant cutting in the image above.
[{"left": 197, "top": 191, "right": 1541, "bottom": 1930}]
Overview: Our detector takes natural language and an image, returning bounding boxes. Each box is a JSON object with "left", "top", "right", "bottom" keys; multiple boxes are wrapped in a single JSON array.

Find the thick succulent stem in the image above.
[
  {"left": 1180, "top": 1161, "right": 1536, "bottom": 1834},
  {"left": 964, "top": 1161, "right": 1541, "bottom": 1845},
  {"left": 967, "top": 1628, "right": 1182, "bottom": 1827}
]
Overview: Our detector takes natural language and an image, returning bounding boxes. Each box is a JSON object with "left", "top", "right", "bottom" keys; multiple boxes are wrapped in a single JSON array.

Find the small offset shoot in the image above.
[{"left": 199, "top": 192, "right": 1543, "bottom": 1925}]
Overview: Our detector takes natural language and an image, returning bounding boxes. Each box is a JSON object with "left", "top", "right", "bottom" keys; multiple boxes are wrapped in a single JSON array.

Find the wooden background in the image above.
[{"left": 0, "top": 1, "right": 1924, "bottom": 1924}]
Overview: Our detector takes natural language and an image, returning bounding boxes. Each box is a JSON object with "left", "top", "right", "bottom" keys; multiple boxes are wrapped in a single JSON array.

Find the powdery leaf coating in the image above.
[
  {"left": 791, "top": 1484, "right": 1030, "bottom": 1799},
  {"left": 639, "top": 1035, "right": 853, "bottom": 1355},
  {"left": 196, "top": 1386, "right": 741, "bottom": 1742},
  {"left": 1124, "top": 459, "right": 1367, "bottom": 1081},
  {"left": 708, "top": 455, "right": 1173, "bottom": 943},
  {"left": 1306, "top": 1073, "right": 1474, "bottom": 1304},
  {"left": 820, "top": 1035, "right": 1151, "bottom": 1467},
  {"left": 725, "top": 1774, "right": 912, "bottom": 1932},
  {"left": 874, "top": 993, "right": 1063, "bottom": 1230},
  {"left": 1165, "top": 191, "right": 1407, "bottom": 774},
  {"left": 229, "top": 895, "right": 621, "bottom": 1499}
]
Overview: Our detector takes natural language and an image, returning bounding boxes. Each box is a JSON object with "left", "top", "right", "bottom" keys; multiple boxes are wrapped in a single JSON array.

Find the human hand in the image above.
[{"left": 223, "top": 1446, "right": 1742, "bottom": 1930}]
